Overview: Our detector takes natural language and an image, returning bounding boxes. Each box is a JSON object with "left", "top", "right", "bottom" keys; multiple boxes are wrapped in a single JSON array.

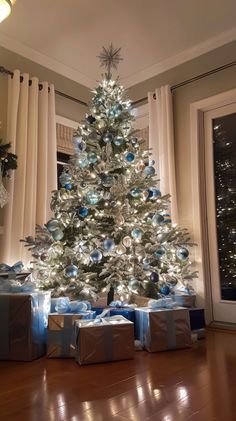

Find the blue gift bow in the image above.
[
  {"left": 109, "top": 300, "right": 137, "bottom": 309},
  {"left": 0, "top": 278, "right": 36, "bottom": 293},
  {"left": 148, "top": 298, "right": 176, "bottom": 310},
  {"left": 55, "top": 297, "right": 92, "bottom": 314},
  {"left": 0, "top": 261, "right": 24, "bottom": 273}
]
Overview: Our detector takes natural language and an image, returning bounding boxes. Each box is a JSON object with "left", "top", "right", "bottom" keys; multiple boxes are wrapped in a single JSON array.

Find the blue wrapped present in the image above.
[
  {"left": 189, "top": 308, "right": 205, "bottom": 330},
  {"left": 0, "top": 292, "right": 51, "bottom": 361},
  {"left": 47, "top": 310, "right": 96, "bottom": 358},
  {"left": 135, "top": 307, "right": 191, "bottom": 352}
]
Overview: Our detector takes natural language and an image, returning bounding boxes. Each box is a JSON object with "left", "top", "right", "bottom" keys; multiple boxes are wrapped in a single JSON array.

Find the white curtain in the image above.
[
  {"left": 0, "top": 70, "right": 57, "bottom": 265},
  {"left": 148, "top": 85, "right": 178, "bottom": 224}
]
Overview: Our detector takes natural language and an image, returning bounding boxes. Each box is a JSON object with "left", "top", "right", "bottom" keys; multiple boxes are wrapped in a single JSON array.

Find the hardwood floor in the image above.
[{"left": 0, "top": 330, "right": 236, "bottom": 421}]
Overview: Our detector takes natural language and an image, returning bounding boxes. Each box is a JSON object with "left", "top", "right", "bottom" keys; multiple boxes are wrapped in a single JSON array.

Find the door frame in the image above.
[{"left": 190, "top": 88, "right": 236, "bottom": 325}]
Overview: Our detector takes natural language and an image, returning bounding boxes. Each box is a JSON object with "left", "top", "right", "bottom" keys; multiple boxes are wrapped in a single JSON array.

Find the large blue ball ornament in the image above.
[
  {"left": 65, "top": 264, "right": 78, "bottom": 278},
  {"left": 47, "top": 219, "right": 60, "bottom": 232},
  {"left": 103, "top": 132, "right": 113, "bottom": 143},
  {"left": 114, "top": 136, "right": 124, "bottom": 146},
  {"left": 78, "top": 207, "right": 89, "bottom": 218},
  {"left": 148, "top": 188, "right": 161, "bottom": 198},
  {"left": 87, "top": 152, "right": 98, "bottom": 164},
  {"left": 130, "top": 188, "right": 141, "bottom": 198},
  {"left": 103, "top": 239, "right": 115, "bottom": 252},
  {"left": 176, "top": 247, "right": 189, "bottom": 260},
  {"left": 160, "top": 285, "right": 170, "bottom": 296},
  {"left": 150, "top": 272, "right": 159, "bottom": 283},
  {"left": 101, "top": 174, "right": 113, "bottom": 187},
  {"left": 86, "top": 115, "right": 96, "bottom": 124},
  {"left": 110, "top": 104, "right": 123, "bottom": 117},
  {"left": 90, "top": 249, "right": 103, "bottom": 263},
  {"left": 78, "top": 153, "right": 89, "bottom": 168},
  {"left": 144, "top": 166, "right": 155, "bottom": 176},
  {"left": 131, "top": 228, "right": 143, "bottom": 240},
  {"left": 152, "top": 214, "right": 165, "bottom": 226},
  {"left": 125, "top": 152, "right": 135, "bottom": 162},
  {"left": 154, "top": 247, "right": 165, "bottom": 258},
  {"left": 86, "top": 190, "right": 102, "bottom": 205},
  {"left": 51, "top": 229, "right": 64, "bottom": 241}
]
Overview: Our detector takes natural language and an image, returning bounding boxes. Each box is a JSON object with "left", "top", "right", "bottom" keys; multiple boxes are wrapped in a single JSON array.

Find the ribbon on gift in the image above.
[
  {"left": 109, "top": 300, "right": 137, "bottom": 309},
  {"left": 0, "top": 278, "right": 36, "bottom": 293},
  {"left": 148, "top": 298, "right": 176, "bottom": 309},
  {"left": 54, "top": 297, "right": 92, "bottom": 314},
  {"left": 0, "top": 261, "right": 24, "bottom": 273}
]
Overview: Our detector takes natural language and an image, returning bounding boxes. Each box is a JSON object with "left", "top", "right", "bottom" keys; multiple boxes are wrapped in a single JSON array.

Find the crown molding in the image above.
[
  {"left": 0, "top": 27, "right": 236, "bottom": 90},
  {"left": 122, "top": 27, "right": 236, "bottom": 88},
  {"left": 0, "top": 32, "right": 96, "bottom": 88}
]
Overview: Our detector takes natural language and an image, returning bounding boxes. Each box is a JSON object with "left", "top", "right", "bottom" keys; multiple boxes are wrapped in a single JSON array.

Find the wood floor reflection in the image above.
[{"left": 0, "top": 330, "right": 236, "bottom": 420}]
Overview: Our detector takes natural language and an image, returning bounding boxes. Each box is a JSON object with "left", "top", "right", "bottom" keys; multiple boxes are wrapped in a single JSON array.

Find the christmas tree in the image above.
[{"left": 24, "top": 45, "right": 197, "bottom": 301}]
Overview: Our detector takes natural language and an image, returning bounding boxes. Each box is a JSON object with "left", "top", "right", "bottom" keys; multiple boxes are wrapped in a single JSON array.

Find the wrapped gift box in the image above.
[
  {"left": 173, "top": 293, "right": 196, "bottom": 308},
  {"left": 189, "top": 308, "right": 205, "bottom": 330},
  {"left": 135, "top": 307, "right": 191, "bottom": 352},
  {"left": 91, "top": 307, "right": 135, "bottom": 322},
  {"left": 0, "top": 292, "right": 50, "bottom": 361},
  {"left": 74, "top": 315, "right": 134, "bottom": 365},
  {"left": 129, "top": 294, "right": 150, "bottom": 307},
  {"left": 47, "top": 311, "right": 96, "bottom": 358}
]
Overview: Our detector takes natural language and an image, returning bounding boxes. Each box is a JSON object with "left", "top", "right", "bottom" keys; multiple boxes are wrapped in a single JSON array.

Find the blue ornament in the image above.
[
  {"left": 152, "top": 189, "right": 161, "bottom": 197},
  {"left": 130, "top": 188, "right": 141, "bottom": 198},
  {"left": 165, "top": 218, "right": 172, "bottom": 224},
  {"left": 149, "top": 159, "right": 155, "bottom": 166},
  {"left": 150, "top": 272, "right": 159, "bottom": 283},
  {"left": 110, "top": 104, "right": 123, "bottom": 117},
  {"left": 103, "top": 132, "right": 113, "bottom": 143},
  {"left": 47, "top": 219, "right": 60, "bottom": 232},
  {"left": 86, "top": 190, "right": 102, "bottom": 205},
  {"left": 90, "top": 249, "right": 103, "bottom": 263},
  {"left": 77, "top": 153, "right": 89, "bottom": 168},
  {"left": 51, "top": 229, "right": 64, "bottom": 241},
  {"left": 131, "top": 228, "right": 143, "bottom": 240},
  {"left": 64, "top": 183, "right": 72, "bottom": 190},
  {"left": 59, "top": 172, "right": 71, "bottom": 187},
  {"left": 103, "top": 239, "right": 115, "bottom": 252},
  {"left": 160, "top": 285, "right": 170, "bottom": 296},
  {"left": 87, "top": 115, "right": 96, "bottom": 124},
  {"left": 101, "top": 174, "right": 113, "bottom": 187},
  {"left": 154, "top": 247, "right": 165, "bottom": 258},
  {"left": 87, "top": 152, "right": 98, "bottom": 164},
  {"left": 144, "top": 166, "right": 155, "bottom": 176},
  {"left": 176, "top": 247, "right": 189, "bottom": 260},
  {"left": 114, "top": 136, "right": 124, "bottom": 146},
  {"left": 128, "top": 278, "right": 140, "bottom": 291},
  {"left": 152, "top": 214, "right": 165, "bottom": 226},
  {"left": 78, "top": 207, "right": 89, "bottom": 218},
  {"left": 65, "top": 264, "right": 78, "bottom": 278},
  {"left": 143, "top": 257, "right": 150, "bottom": 268},
  {"left": 74, "top": 136, "right": 86, "bottom": 152},
  {"left": 125, "top": 152, "right": 135, "bottom": 162}
]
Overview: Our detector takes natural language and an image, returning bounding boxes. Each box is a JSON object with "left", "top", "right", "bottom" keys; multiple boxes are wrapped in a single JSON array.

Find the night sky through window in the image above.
[{"left": 213, "top": 113, "right": 236, "bottom": 300}]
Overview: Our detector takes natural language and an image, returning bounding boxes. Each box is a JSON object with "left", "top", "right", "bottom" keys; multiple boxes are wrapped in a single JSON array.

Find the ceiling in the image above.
[{"left": 0, "top": 0, "right": 236, "bottom": 88}]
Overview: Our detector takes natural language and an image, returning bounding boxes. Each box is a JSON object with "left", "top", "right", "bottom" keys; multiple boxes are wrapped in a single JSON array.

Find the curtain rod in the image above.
[
  {"left": 0, "top": 66, "right": 88, "bottom": 107},
  {"left": 132, "top": 60, "right": 236, "bottom": 106},
  {"left": 1, "top": 60, "right": 236, "bottom": 108}
]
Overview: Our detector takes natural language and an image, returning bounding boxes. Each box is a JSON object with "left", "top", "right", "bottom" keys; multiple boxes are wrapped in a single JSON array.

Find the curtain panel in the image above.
[
  {"left": 0, "top": 70, "right": 57, "bottom": 265},
  {"left": 148, "top": 85, "right": 178, "bottom": 224}
]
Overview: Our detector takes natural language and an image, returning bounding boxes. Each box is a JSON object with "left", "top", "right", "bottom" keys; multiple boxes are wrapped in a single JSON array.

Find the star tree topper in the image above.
[{"left": 98, "top": 44, "right": 123, "bottom": 78}]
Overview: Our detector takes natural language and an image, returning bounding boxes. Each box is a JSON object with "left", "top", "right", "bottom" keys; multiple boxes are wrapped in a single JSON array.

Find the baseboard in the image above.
[{"left": 207, "top": 321, "right": 236, "bottom": 334}]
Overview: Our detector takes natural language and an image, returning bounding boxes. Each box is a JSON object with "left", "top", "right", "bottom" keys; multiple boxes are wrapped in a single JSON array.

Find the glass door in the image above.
[{"left": 204, "top": 103, "right": 236, "bottom": 324}]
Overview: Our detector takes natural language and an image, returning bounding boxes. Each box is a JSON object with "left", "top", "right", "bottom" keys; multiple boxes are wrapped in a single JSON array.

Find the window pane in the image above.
[{"left": 213, "top": 113, "right": 236, "bottom": 301}]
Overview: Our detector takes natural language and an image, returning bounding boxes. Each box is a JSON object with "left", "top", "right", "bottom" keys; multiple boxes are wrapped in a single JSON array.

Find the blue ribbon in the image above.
[
  {"left": 0, "top": 278, "right": 36, "bottom": 293},
  {"left": 54, "top": 297, "right": 92, "bottom": 314},
  {"left": 109, "top": 300, "right": 127, "bottom": 308},
  {"left": 0, "top": 261, "right": 24, "bottom": 273},
  {"left": 148, "top": 298, "right": 176, "bottom": 309}
]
